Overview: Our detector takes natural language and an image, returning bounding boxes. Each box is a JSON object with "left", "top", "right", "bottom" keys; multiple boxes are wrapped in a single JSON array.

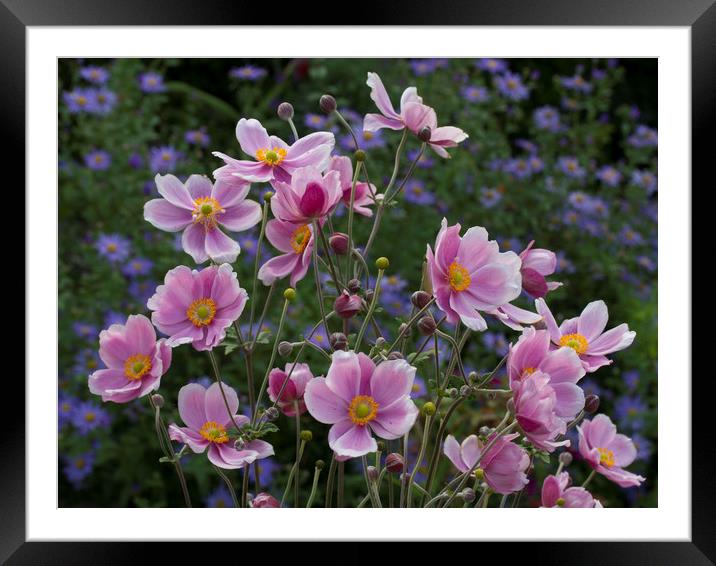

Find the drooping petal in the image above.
[
  {"left": 363, "top": 113, "right": 404, "bottom": 132},
  {"left": 204, "top": 228, "right": 240, "bottom": 264},
  {"left": 366, "top": 72, "right": 400, "bottom": 120},
  {"left": 443, "top": 435, "right": 469, "bottom": 473},
  {"left": 371, "top": 397, "right": 419, "bottom": 439},
  {"left": 181, "top": 223, "right": 210, "bottom": 264},
  {"left": 144, "top": 199, "right": 192, "bottom": 232},
  {"left": 168, "top": 424, "right": 208, "bottom": 453},
  {"left": 328, "top": 419, "right": 377, "bottom": 458},
  {"left": 588, "top": 324, "right": 636, "bottom": 355}
]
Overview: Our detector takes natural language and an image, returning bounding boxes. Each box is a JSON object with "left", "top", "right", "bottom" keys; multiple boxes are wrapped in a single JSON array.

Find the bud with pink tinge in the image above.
[
  {"left": 584, "top": 394, "right": 600, "bottom": 414},
  {"left": 334, "top": 291, "right": 362, "bottom": 319},
  {"left": 329, "top": 332, "right": 348, "bottom": 351},
  {"left": 417, "top": 315, "right": 437, "bottom": 336},
  {"left": 251, "top": 492, "right": 280, "bottom": 508},
  {"left": 299, "top": 182, "right": 327, "bottom": 218},
  {"left": 319, "top": 94, "right": 337, "bottom": 113},
  {"left": 277, "top": 102, "right": 294, "bottom": 120},
  {"left": 329, "top": 232, "right": 349, "bottom": 255},
  {"left": 411, "top": 290, "right": 432, "bottom": 309},
  {"left": 385, "top": 453, "right": 404, "bottom": 473}
]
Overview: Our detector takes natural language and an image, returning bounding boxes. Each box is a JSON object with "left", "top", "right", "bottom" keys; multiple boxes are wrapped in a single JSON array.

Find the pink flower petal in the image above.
[{"left": 304, "top": 377, "right": 348, "bottom": 424}]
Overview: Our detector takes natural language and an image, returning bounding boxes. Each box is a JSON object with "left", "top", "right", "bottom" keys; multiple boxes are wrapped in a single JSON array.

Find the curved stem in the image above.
[{"left": 213, "top": 465, "right": 239, "bottom": 508}]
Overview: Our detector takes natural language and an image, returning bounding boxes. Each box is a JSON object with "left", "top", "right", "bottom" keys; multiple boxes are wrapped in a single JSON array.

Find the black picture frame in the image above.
[{"left": 8, "top": 0, "right": 709, "bottom": 563}]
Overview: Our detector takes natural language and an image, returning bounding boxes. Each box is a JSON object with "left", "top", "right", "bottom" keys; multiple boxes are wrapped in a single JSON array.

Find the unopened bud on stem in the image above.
[
  {"left": 319, "top": 94, "right": 337, "bottom": 113},
  {"left": 277, "top": 102, "right": 294, "bottom": 120}
]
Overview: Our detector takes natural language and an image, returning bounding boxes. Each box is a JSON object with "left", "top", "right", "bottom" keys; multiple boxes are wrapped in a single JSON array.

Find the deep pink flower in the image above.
[
  {"left": 443, "top": 433, "right": 530, "bottom": 495},
  {"left": 541, "top": 472, "right": 603, "bottom": 507},
  {"left": 168, "top": 382, "right": 273, "bottom": 469},
  {"left": 304, "top": 351, "right": 419, "bottom": 458},
  {"left": 213, "top": 118, "right": 334, "bottom": 186},
  {"left": 578, "top": 414, "right": 646, "bottom": 488},
  {"left": 518, "top": 240, "right": 562, "bottom": 298},
  {"left": 334, "top": 291, "right": 362, "bottom": 319},
  {"left": 327, "top": 155, "right": 375, "bottom": 217},
  {"left": 267, "top": 362, "right": 314, "bottom": 417},
  {"left": 89, "top": 314, "right": 171, "bottom": 403},
  {"left": 426, "top": 218, "right": 522, "bottom": 331},
  {"left": 144, "top": 174, "right": 261, "bottom": 264},
  {"left": 257, "top": 219, "right": 314, "bottom": 288},
  {"left": 251, "top": 492, "right": 280, "bottom": 508},
  {"left": 512, "top": 370, "right": 569, "bottom": 452},
  {"left": 270, "top": 166, "right": 342, "bottom": 223},
  {"left": 536, "top": 298, "right": 636, "bottom": 372},
  {"left": 508, "top": 327, "right": 585, "bottom": 420},
  {"left": 148, "top": 264, "right": 248, "bottom": 351},
  {"left": 363, "top": 72, "right": 468, "bottom": 157}
]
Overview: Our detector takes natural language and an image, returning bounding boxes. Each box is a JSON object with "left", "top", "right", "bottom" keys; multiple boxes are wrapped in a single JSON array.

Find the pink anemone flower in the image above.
[
  {"left": 327, "top": 155, "right": 375, "bottom": 217},
  {"left": 257, "top": 219, "right": 314, "bottom": 288},
  {"left": 518, "top": 240, "right": 562, "bottom": 298},
  {"left": 512, "top": 370, "right": 570, "bottom": 452},
  {"left": 144, "top": 174, "right": 261, "bottom": 264},
  {"left": 213, "top": 118, "right": 334, "bottom": 186},
  {"left": 508, "top": 327, "right": 585, "bottom": 420},
  {"left": 168, "top": 382, "right": 273, "bottom": 470},
  {"left": 304, "top": 351, "right": 419, "bottom": 458},
  {"left": 578, "top": 414, "right": 646, "bottom": 488},
  {"left": 363, "top": 72, "right": 468, "bottom": 157},
  {"left": 270, "top": 166, "right": 342, "bottom": 223},
  {"left": 541, "top": 472, "right": 603, "bottom": 508},
  {"left": 536, "top": 298, "right": 636, "bottom": 372},
  {"left": 267, "top": 362, "right": 314, "bottom": 417},
  {"left": 148, "top": 264, "right": 248, "bottom": 351},
  {"left": 89, "top": 314, "right": 171, "bottom": 403},
  {"left": 426, "top": 218, "right": 522, "bottom": 331},
  {"left": 443, "top": 433, "right": 529, "bottom": 495}
]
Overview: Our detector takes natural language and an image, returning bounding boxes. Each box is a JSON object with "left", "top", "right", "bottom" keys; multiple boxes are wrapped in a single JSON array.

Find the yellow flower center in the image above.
[
  {"left": 199, "top": 421, "right": 230, "bottom": 444},
  {"left": 363, "top": 131, "right": 374, "bottom": 140},
  {"left": 448, "top": 261, "right": 471, "bottom": 292},
  {"left": 559, "top": 333, "right": 589, "bottom": 354},
  {"left": 290, "top": 224, "right": 311, "bottom": 254},
  {"left": 75, "top": 458, "right": 86, "bottom": 469},
  {"left": 124, "top": 353, "right": 153, "bottom": 380},
  {"left": 186, "top": 297, "right": 217, "bottom": 327},
  {"left": 84, "top": 412, "right": 96, "bottom": 422},
  {"left": 256, "top": 146, "right": 287, "bottom": 167},
  {"left": 597, "top": 447, "right": 615, "bottom": 467},
  {"left": 192, "top": 196, "right": 223, "bottom": 229},
  {"left": 106, "top": 243, "right": 118, "bottom": 252},
  {"left": 348, "top": 395, "right": 379, "bottom": 426},
  {"left": 522, "top": 367, "right": 537, "bottom": 378}
]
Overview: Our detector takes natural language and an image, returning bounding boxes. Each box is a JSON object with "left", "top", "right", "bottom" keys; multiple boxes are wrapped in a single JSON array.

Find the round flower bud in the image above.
[
  {"left": 251, "top": 492, "right": 280, "bottom": 508},
  {"left": 329, "top": 232, "right": 349, "bottom": 256},
  {"left": 315, "top": 459, "right": 326, "bottom": 470},
  {"left": 385, "top": 453, "right": 404, "bottom": 473},
  {"left": 585, "top": 394, "right": 600, "bottom": 414},
  {"left": 556, "top": 497, "right": 566, "bottom": 507},
  {"left": 364, "top": 289, "right": 375, "bottom": 302},
  {"left": 347, "top": 278, "right": 361, "bottom": 293},
  {"left": 559, "top": 452, "right": 573, "bottom": 467},
  {"left": 264, "top": 406, "right": 279, "bottom": 422},
  {"left": 319, "top": 94, "right": 337, "bottom": 113},
  {"left": 417, "top": 315, "right": 437, "bottom": 336},
  {"left": 377, "top": 441, "right": 386, "bottom": 452},
  {"left": 460, "top": 488, "right": 476, "bottom": 503},
  {"left": 329, "top": 332, "right": 348, "bottom": 351},
  {"left": 278, "top": 341, "right": 293, "bottom": 357},
  {"left": 474, "top": 468, "right": 485, "bottom": 480},
  {"left": 375, "top": 257, "right": 390, "bottom": 270},
  {"left": 234, "top": 438, "right": 246, "bottom": 450},
  {"left": 367, "top": 466, "right": 379, "bottom": 481},
  {"left": 479, "top": 426, "right": 492, "bottom": 437},
  {"left": 422, "top": 401, "right": 437, "bottom": 417},
  {"left": 374, "top": 336, "right": 386, "bottom": 349},
  {"left": 151, "top": 394, "right": 164, "bottom": 408},
  {"left": 334, "top": 291, "right": 362, "bottom": 319},
  {"left": 354, "top": 149, "right": 367, "bottom": 162},
  {"left": 460, "top": 385, "right": 472, "bottom": 398},
  {"left": 468, "top": 371, "right": 478, "bottom": 383},
  {"left": 411, "top": 290, "right": 432, "bottom": 309},
  {"left": 277, "top": 102, "right": 294, "bottom": 120},
  {"left": 387, "top": 352, "right": 404, "bottom": 360},
  {"left": 300, "top": 430, "right": 313, "bottom": 442},
  {"left": 283, "top": 287, "right": 297, "bottom": 302},
  {"left": 417, "top": 126, "right": 432, "bottom": 142},
  {"left": 263, "top": 190, "right": 274, "bottom": 202},
  {"left": 446, "top": 387, "right": 459, "bottom": 399}
]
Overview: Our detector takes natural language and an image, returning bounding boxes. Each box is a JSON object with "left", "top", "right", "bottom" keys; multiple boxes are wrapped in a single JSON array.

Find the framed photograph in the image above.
[{"left": 10, "top": 0, "right": 709, "bottom": 562}]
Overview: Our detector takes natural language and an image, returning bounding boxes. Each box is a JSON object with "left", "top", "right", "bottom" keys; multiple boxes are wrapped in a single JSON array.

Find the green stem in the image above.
[
  {"left": 213, "top": 465, "right": 239, "bottom": 508},
  {"left": 355, "top": 268, "right": 384, "bottom": 351},
  {"left": 281, "top": 439, "right": 307, "bottom": 507},
  {"left": 325, "top": 454, "right": 337, "bottom": 508},
  {"left": 207, "top": 350, "right": 244, "bottom": 432},
  {"left": 406, "top": 415, "right": 431, "bottom": 508},
  {"left": 249, "top": 201, "right": 271, "bottom": 340},
  {"left": 306, "top": 464, "right": 324, "bottom": 508}
]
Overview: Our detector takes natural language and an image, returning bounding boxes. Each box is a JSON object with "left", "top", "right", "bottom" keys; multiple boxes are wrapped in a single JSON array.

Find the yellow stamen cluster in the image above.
[
  {"left": 522, "top": 367, "right": 537, "bottom": 378},
  {"left": 199, "top": 421, "right": 230, "bottom": 444},
  {"left": 597, "top": 447, "right": 615, "bottom": 468},
  {"left": 192, "top": 196, "right": 223, "bottom": 229},
  {"left": 124, "top": 353, "right": 153, "bottom": 381},
  {"left": 559, "top": 333, "right": 589, "bottom": 355},
  {"left": 448, "top": 261, "right": 471, "bottom": 292},
  {"left": 256, "top": 146, "right": 287, "bottom": 167},
  {"left": 290, "top": 224, "right": 311, "bottom": 254},
  {"left": 186, "top": 297, "right": 217, "bottom": 327},
  {"left": 348, "top": 395, "right": 379, "bottom": 426}
]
